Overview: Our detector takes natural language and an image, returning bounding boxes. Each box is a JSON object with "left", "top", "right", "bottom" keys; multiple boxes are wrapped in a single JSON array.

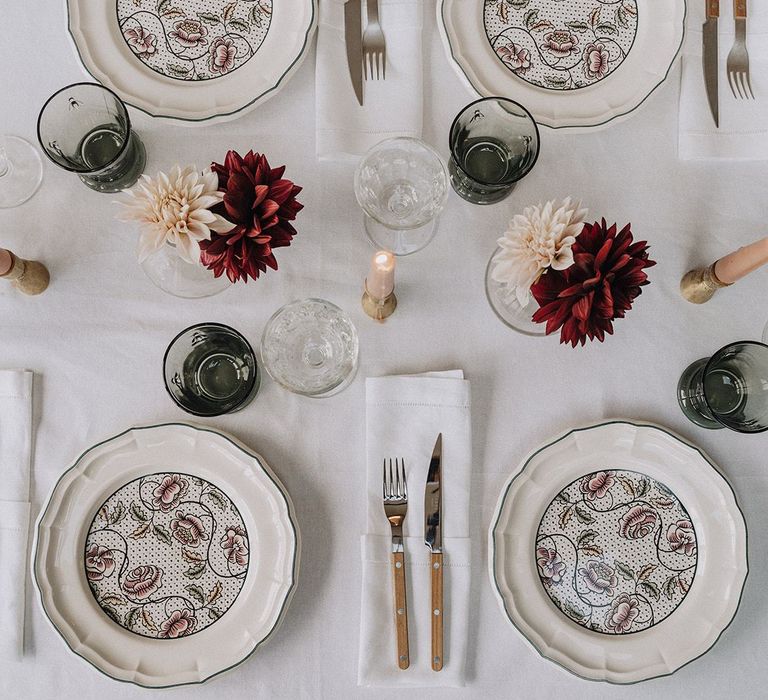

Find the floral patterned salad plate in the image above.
[
  {"left": 439, "top": 1, "right": 686, "bottom": 129},
  {"left": 33, "top": 423, "right": 299, "bottom": 687},
  {"left": 489, "top": 421, "right": 747, "bottom": 683},
  {"left": 66, "top": 0, "right": 317, "bottom": 124}
]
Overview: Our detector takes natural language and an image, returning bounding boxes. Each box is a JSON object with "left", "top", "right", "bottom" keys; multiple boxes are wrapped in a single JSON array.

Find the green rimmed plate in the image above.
[
  {"left": 33, "top": 423, "right": 300, "bottom": 687},
  {"left": 489, "top": 420, "right": 747, "bottom": 683}
]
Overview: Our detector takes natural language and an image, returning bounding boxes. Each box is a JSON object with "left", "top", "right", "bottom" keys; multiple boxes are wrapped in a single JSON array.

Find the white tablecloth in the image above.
[{"left": 1, "top": 4, "right": 766, "bottom": 699}]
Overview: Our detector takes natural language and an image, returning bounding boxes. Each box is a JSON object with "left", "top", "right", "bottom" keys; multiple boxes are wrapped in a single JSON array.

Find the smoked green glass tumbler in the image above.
[
  {"left": 448, "top": 97, "right": 540, "bottom": 205},
  {"left": 37, "top": 82, "right": 145, "bottom": 193},
  {"left": 677, "top": 341, "right": 768, "bottom": 432}
]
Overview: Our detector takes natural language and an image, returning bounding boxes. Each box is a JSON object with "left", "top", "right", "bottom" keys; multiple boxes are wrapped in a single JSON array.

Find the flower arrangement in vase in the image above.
[
  {"left": 116, "top": 150, "right": 303, "bottom": 298},
  {"left": 486, "top": 198, "right": 655, "bottom": 346}
]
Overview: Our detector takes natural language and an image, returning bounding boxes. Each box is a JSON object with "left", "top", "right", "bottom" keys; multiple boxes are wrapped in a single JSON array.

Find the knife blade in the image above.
[
  {"left": 703, "top": 0, "right": 720, "bottom": 128},
  {"left": 424, "top": 433, "right": 443, "bottom": 671},
  {"left": 344, "top": 0, "right": 364, "bottom": 106}
]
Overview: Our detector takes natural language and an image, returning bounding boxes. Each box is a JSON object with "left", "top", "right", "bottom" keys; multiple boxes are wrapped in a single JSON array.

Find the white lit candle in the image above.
[{"left": 367, "top": 250, "right": 395, "bottom": 300}]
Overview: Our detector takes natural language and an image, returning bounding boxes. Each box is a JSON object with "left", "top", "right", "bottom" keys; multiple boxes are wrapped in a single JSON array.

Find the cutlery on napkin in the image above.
[
  {"left": 0, "top": 370, "right": 34, "bottom": 660},
  {"left": 359, "top": 371, "right": 471, "bottom": 687},
  {"left": 316, "top": 0, "right": 424, "bottom": 160},
  {"left": 681, "top": 2, "right": 768, "bottom": 159}
]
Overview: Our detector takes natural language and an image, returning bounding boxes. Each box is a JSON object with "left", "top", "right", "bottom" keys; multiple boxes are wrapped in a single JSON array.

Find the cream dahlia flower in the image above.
[
  {"left": 490, "top": 197, "right": 588, "bottom": 306},
  {"left": 116, "top": 165, "right": 234, "bottom": 264}
]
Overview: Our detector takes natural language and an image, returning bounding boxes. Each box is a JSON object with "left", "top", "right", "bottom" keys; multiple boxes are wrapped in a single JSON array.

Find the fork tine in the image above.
[
  {"left": 401, "top": 459, "right": 407, "bottom": 497},
  {"left": 728, "top": 71, "right": 739, "bottom": 99},
  {"left": 383, "top": 459, "right": 387, "bottom": 499},
  {"left": 388, "top": 458, "right": 394, "bottom": 497},
  {"left": 382, "top": 53, "right": 386, "bottom": 80},
  {"left": 376, "top": 52, "right": 382, "bottom": 80},
  {"left": 746, "top": 72, "right": 755, "bottom": 99}
]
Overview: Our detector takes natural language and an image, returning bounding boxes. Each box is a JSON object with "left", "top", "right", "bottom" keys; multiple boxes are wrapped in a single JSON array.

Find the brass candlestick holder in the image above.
[
  {"left": 361, "top": 281, "right": 397, "bottom": 321},
  {"left": 0, "top": 251, "right": 50, "bottom": 295},
  {"left": 680, "top": 263, "right": 732, "bottom": 304}
]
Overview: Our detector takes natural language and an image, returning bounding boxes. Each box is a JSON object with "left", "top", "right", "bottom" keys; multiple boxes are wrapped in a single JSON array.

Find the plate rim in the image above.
[
  {"left": 32, "top": 421, "right": 301, "bottom": 688},
  {"left": 64, "top": 0, "right": 319, "bottom": 125},
  {"left": 438, "top": 0, "right": 688, "bottom": 130},
  {"left": 487, "top": 418, "right": 749, "bottom": 684}
]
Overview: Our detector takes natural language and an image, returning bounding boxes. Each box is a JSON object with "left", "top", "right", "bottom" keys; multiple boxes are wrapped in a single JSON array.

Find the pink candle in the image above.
[
  {"left": 367, "top": 251, "right": 395, "bottom": 300},
  {"left": 0, "top": 249, "right": 12, "bottom": 277},
  {"left": 714, "top": 236, "right": 768, "bottom": 284}
]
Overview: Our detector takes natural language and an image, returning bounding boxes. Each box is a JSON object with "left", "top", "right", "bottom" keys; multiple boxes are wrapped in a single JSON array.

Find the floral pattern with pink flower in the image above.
[
  {"left": 541, "top": 30, "right": 580, "bottom": 59},
  {"left": 496, "top": 42, "right": 531, "bottom": 74},
  {"left": 666, "top": 519, "right": 697, "bottom": 557},
  {"left": 536, "top": 547, "right": 566, "bottom": 584},
  {"left": 169, "top": 19, "right": 208, "bottom": 49},
  {"left": 604, "top": 593, "right": 641, "bottom": 633},
  {"left": 170, "top": 510, "right": 208, "bottom": 547},
  {"left": 122, "top": 565, "right": 163, "bottom": 600},
  {"left": 618, "top": 504, "right": 658, "bottom": 540},
  {"left": 536, "top": 468, "right": 697, "bottom": 635},
  {"left": 584, "top": 42, "right": 610, "bottom": 80},
  {"left": 579, "top": 561, "right": 617, "bottom": 595},
  {"left": 151, "top": 474, "right": 189, "bottom": 512},
  {"left": 483, "top": 0, "right": 638, "bottom": 91},
  {"left": 579, "top": 470, "right": 615, "bottom": 500},
  {"left": 117, "top": 0, "right": 274, "bottom": 82},
  {"left": 159, "top": 608, "right": 197, "bottom": 638},
  {"left": 208, "top": 37, "right": 237, "bottom": 75},
  {"left": 221, "top": 525, "right": 249, "bottom": 566},
  {"left": 123, "top": 26, "right": 157, "bottom": 57},
  {"left": 85, "top": 544, "right": 115, "bottom": 582},
  {"left": 86, "top": 472, "right": 249, "bottom": 640}
]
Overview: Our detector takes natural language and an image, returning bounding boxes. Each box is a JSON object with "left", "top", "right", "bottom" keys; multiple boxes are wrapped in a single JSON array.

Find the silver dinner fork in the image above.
[
  {"left": 362, "top": 0, "right": 386, "bottom": 80},
  {"left": 382, "top": 457, "right": 409, "bottom": 669},
  {"left": 727, "top": 0, "right": 754, "bottom": 99}
]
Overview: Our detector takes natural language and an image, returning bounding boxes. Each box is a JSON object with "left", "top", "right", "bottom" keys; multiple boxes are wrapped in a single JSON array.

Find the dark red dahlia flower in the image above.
[
  {"left": 531, "top": 219, "right": 655, "bottom": 347},
  {"left": 200, "top": 150, "right": 303, "bottom": 283}
]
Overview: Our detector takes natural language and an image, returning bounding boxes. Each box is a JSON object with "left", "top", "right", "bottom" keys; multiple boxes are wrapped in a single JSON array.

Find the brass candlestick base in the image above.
[
  {"left": 680, "top": 263, "right": 731, "bottom": 304},
  {"left": 362, "top": 288, "right": 397, "bottom": 321},
  {"left": 0, "top": 253, "right": 50, "bottom": 295}
]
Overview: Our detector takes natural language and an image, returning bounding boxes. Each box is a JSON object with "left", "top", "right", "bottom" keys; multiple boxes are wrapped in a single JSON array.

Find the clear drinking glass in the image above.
[
  {"left": 677, "top": 341, "right": 768, "bottom": 432},
  {"left": 37, "top": 83, "right": 145, "bottom": 193},
  {"left": 354, "top": 137, "right": 449, "bottom": 256},
  {"left": 260, "top": 298, "right": 359, "bottom": 397},
  {"left": 484, "top": 249, "right": 545, "bottom": 336},
  {"left": 0, "top": 136, "right": 43, "bottom": 208},
  {"left": 164, "top": 323, "right": 260, "bottom": 417},
  {"left": 141, "top": 243, "right": 231, "bottom": 299},
  {"left": 449, "top": 97, "right": 540, "bottom": 205}
]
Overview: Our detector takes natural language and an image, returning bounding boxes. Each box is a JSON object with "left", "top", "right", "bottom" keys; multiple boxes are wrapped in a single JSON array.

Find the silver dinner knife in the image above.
[
  {"left": 703, "top": 0, "right": 720, "bottom": 127},
  {"left": 344, "top": 0, "right": 364, "bottom": 106},
  {"left": 424, "top": 433, "right": 443, "bottom": 672}
]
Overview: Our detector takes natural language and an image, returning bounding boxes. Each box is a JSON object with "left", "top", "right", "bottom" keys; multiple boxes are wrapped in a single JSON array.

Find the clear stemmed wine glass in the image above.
[
  {"left": 0, "top": 136, "right": 43, "bottom": 208},
  {"left": 354, "top": 137, "right": 449, "bottom": 256}
]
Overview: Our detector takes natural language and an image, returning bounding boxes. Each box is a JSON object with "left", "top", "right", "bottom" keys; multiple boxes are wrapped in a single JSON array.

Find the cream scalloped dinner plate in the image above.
[
  {"left": 489, "top": 421, "right": 747, "bottom": 684},
  {"left": 33, "top": 423, "right": 300, "bottom": 688},
  {"left": 439, "top": 1, "right": 686, "bottom": 129},
  {"left": 66, "top": 0, "right": 317, "bottom": 125}
]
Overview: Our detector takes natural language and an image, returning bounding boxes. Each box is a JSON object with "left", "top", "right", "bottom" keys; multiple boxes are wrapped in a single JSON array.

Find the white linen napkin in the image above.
[
  {"left": 359, "top": 370, "right": 471, "bottom": 687},
  {"left": 679, "top": 3, "right": 768, "bottom": 159},
  {"left": 316, "top": 0, "right": 424, "bottom": 160},
  {"left": 0, "top": 369, "right": 33, "bottom": 660}
]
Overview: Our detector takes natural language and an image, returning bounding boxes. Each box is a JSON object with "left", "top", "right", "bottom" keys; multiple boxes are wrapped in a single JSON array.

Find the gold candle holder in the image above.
[
  {"left": 0, "top": 250, "right": 50, "bottom": 296},
  {"left": 680, "top": 263, "right": 732, "bottom": 304},
  {"left": 362, "top": 282, "right": 397, "bottom": 321}
]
